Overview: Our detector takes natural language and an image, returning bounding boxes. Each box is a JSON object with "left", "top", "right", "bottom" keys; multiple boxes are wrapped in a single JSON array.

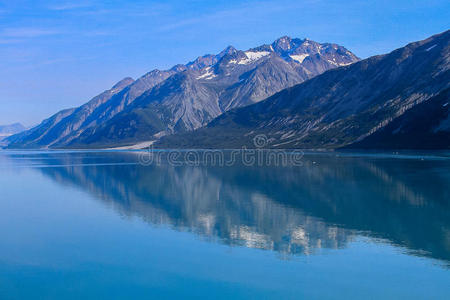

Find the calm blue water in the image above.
[{"left": 0, "top": 150, "right": 449, "bottom": 299}]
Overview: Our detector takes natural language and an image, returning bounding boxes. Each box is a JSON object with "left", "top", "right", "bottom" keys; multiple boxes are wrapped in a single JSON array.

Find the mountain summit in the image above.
[{"left": 6, "top": 36, "right": 358, "bottom": 149}]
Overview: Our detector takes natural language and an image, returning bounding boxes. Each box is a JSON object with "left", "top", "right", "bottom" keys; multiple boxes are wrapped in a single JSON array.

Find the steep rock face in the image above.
[
  {"left": 218, "top": 55, "right": 304, "bottom": 110},
  {"left": 5, "top": 78, "right": 134, "bottom": 148},
  {"left": 75, "top": 73, "right": 222, "bottom": 146},
  {"left": 6, "top": 108, "right": 76, "bottom": 148},
  {"left": 5, "top": 70, "right": 177, "bottom": 148},
  {"left": 156, "top": 30, "right": 450, "bottom": 149},
  {"left": 6, "top": 36, "right": 359, "bottom": 148},
  {"left": 346, "top": 88, "right": 450, "bottom": 149}
]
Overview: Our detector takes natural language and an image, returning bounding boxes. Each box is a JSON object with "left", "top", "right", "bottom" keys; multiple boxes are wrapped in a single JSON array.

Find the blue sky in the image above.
[{"left": 0, "top": 0, "right": 449, "bottom": 126}]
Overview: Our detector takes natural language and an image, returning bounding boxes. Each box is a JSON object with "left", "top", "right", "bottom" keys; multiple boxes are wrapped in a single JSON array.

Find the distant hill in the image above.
[{"left": 0, "top": 123, "right": 26, "bottom": 138}]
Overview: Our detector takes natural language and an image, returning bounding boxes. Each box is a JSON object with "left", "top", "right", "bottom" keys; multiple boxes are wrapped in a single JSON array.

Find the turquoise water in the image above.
[{"left": 0, "top": 151, "right": 449, "bottom": 299}]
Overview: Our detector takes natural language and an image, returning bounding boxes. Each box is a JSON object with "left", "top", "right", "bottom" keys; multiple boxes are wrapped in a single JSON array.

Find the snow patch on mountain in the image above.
[
  {"left": 244, "top": 51, "right": 271, "bottom": 60},
  {"left": 290, "top": 54, "right": 309, "bottom": 63},
  {"left": 426, "top": 44, "right": 437, "bottom": 52},
  {"left": 327, "top": 59, "right": 354, "bottom": 67},
  {"left": 327, "top": 59, "right": 338, "bottom": 66},
  {"left": 197, "top": 67, "right": 217, "bottom": 80},
  {"left": 229, "top": 51, "right": 271, "bottom": 65}
]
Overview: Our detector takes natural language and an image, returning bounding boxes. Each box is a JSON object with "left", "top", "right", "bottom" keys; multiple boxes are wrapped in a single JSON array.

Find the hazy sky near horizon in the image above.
[{"left": 0, "top": 0, "right": 449, "bottom": 126}]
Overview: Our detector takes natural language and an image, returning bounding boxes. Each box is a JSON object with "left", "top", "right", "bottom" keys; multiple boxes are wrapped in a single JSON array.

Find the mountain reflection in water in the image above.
[{"left": 5, "top": 151, "right": 450, "bottom": 264}]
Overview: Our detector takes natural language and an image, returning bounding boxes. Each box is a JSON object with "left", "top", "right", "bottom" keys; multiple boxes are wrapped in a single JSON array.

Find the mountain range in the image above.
[
  {"left": 5, "top": 30, "right": 450, "bottom": 150},
  {"left": 5, "top": 36, "right": 358, "bottom": 149},
  {"left": 156, "top": 30, "right": 450, "bottom": 149}
]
